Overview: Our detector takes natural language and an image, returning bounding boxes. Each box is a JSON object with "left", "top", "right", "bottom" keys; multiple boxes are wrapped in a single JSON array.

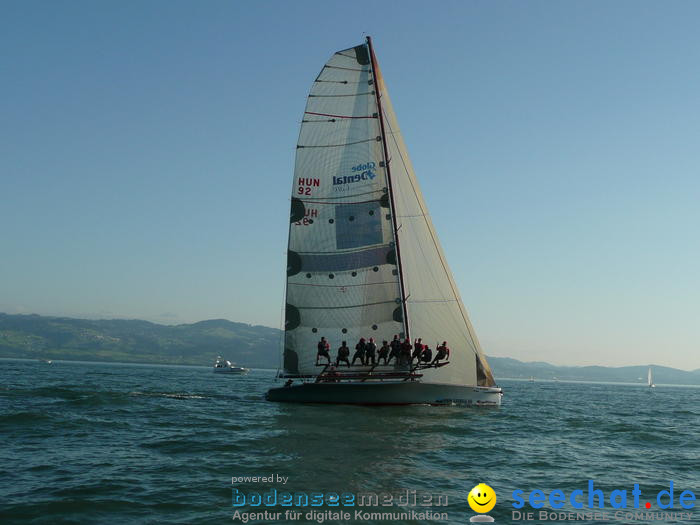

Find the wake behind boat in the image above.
[
  {"left": 266, "top": 37, "right": 501, "bottom": 406},
  {"left": 213, "top": 356, "right": 249, "bottom": 374}
]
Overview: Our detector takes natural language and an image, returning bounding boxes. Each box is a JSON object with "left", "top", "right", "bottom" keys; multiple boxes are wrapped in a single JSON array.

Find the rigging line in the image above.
[
  {"left": 309, "top": 92, "right": 374, "bottom": 98},
  {"left": 288, "top": 281, "right": 399, "bottom": 288},
  {"left": 298, "top": 299, "right": 396, "bottom": 310},
  {"left": 383, "top": 107, "right": 484, "bottom": 358},
  {"left": 304, "top": 111, "right": 377, "bottom": 119},
  {"left": 297, "top": 137, "right": 379, "bottom": 149}
]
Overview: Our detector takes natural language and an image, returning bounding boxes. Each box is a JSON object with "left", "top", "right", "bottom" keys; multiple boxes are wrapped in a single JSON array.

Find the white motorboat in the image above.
[{"left": 213, "top": 356, "right": 249, "bottom": 374}]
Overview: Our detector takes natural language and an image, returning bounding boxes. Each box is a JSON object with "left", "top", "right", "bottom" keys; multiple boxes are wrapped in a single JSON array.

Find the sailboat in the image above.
[
  {"left": 648, "top": 366, "right": 656, "bottom": 388},
  {"left": 266, "top": 38, "right": 502, "bottom": 406}
]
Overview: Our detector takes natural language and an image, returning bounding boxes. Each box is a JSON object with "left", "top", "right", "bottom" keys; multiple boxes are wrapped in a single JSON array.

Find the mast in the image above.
[{"left": 366, "top": 35, "right": 410, "bottom": 340}]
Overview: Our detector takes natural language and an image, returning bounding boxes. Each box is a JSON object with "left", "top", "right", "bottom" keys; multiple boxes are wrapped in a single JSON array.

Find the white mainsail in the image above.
[
  {"left": 284, "top": 40, "right": 495, "bottom": 388},
  {"left": 285, "top": 44, "right": 404, "bottom": 376}
]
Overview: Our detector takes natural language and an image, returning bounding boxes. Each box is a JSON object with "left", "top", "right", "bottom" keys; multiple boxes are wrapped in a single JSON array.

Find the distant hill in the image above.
[
  {"left": 0, "top": 313, "right": 279, "bottom": 368},
  {"left": 487, "top": 356, "right": 700, "bottom": 386},
  {"left": 2, "top": 313, "right": 699, "bottom": 385}
]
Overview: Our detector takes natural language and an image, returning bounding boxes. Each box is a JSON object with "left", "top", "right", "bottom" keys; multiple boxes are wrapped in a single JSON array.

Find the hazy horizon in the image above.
[
  {"left": 2, "top": 310, "right": 697, "bottom": 372},
  {"left": 3, "top": 1, "right": 700, "bottom": 370}
]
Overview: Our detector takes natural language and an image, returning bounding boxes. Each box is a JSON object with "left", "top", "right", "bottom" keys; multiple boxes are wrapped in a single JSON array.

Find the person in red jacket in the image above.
[
  {"left": 411, "top": 338, "right": 424, "bottom": 364},
  {"left": 432, "top": 341, "right": 450, "bottom": 365},
  {"left": 315, "top": 337, "right": 331, "bottom": 365}
]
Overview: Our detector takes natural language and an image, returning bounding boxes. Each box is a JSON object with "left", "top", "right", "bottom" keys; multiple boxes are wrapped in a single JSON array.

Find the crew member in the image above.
[
  {"left": 400, "top": 338, "right": 412, "bottom": 365},
  {"left": 316, "top": 336, "right": 331, "bottom": 365},
  {"left": 326, "top": 365, "right": 340, "bottom": 382},
  {"left": 387, "top": 335, "right": 401, "bottom": 365},
  {"left": 377, "top": 340, "right": 390, "bottom": 365},
  {"left": 365, "top": 337, "right": 377, "bottom": 366},
  {"left": 420, "top": 345, "right": 433, "bottom": 364},
  {"left": 433, "top": 341, "right": 450, "bottom": 365},
  {"left": 411, "top": 338, "right": 424, "bottom": 364},
  {"left": 352, "top": 337, "right": 366, "bottom": 366},
  {"left": 336, "top": 341, "right": 350, "bottom": 367}
]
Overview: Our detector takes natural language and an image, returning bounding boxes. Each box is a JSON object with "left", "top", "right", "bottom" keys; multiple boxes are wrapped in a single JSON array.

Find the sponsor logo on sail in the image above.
[{"left": 333, "top": 162, "right": 377, "bottom": 185}]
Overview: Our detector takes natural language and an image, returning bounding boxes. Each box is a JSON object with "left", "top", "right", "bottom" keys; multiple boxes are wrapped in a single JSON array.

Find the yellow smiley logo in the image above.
[{"left": 468, "top": 483, "right": 497, "bottom": 513}]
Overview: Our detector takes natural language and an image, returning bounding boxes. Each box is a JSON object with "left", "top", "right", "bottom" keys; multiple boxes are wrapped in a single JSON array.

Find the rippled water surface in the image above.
[{"left": 1, "top": 359, "right": 698, "bottom": 524}]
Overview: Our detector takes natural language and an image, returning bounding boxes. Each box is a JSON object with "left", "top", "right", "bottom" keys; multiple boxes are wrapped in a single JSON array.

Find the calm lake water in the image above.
[{"left": 1, "top": 359, "right": 698, "bottom": 524}]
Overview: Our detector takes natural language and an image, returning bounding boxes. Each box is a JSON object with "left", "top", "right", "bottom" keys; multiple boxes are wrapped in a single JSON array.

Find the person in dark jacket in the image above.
[
  {"left": 365, "top": 337, "right": 377, "bottom": 366},
  {"left": 419, "top": 345, "right": 433, "bottom": 364},
  {"left": 399, "top": 338, "right": 412, "bottom": 365},
  {"left": 377, "top": 340, "right": 390, "bottom": 365},
  {"left": 352, "top": 337, "right": 366, "bottom": 366},
  {"left": 336, "top": 341, "right": 350, "bottom": 367},
  {"left": 387, "top": 335, "right": 401, "bottom": 365},
  {"left": 411, "top": 338, "right": 424, "bottom": 364},
  {"left": 316, "top": 337, "right": 331, "bottom": 365}
]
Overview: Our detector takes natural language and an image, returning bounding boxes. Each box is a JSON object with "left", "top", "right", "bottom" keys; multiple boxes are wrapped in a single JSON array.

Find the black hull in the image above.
[{"left": 266, "top": 381, "right": 502, "bottom": 406}]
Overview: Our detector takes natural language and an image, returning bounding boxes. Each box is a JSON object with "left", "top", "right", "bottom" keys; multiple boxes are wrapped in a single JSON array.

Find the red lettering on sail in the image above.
[
  {"left": 297, "top": 177, "right": 320, "bottom": 196},
  {"left": 294, "top": 208, "right": 318, "bottom": 226}
]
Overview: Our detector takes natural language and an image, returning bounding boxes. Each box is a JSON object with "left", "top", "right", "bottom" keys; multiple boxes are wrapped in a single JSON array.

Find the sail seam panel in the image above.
[
  {"left": 324, "top": 65, "right": 370, "bottom": 72},
  {"left": 289, "top": 281, "right": 398, "bottom": 288},
  {"left": 309, "top": 92, "right": 374, "bottom": 98},
  {"left": 298, "top": 299, "right": 396, "bottom": 310},
  {"left": 315, "top": 79, "right": 365, "bottom": 84},
  {"left": 304, "top": 111, "right": 376, "bottom": 119},
  {"left": 297, "top": 137, "right": 378, "bottom": 149}
]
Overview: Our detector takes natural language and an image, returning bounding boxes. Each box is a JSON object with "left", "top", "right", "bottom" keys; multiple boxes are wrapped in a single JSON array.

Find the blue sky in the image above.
[{"left": 2, "top": 1, "right": 699, "bottom": 369}]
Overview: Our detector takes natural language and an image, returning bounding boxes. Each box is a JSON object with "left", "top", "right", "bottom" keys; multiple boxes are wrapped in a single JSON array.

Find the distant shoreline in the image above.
[
  {"left": 0, "top": 356, "right": 279, "bottom": 372},
  {"left": 5, "top": 358, "right": 700, "bottom": 388},
  {"left": 2, "top": 313, "right": 699, "bottom": 385}
]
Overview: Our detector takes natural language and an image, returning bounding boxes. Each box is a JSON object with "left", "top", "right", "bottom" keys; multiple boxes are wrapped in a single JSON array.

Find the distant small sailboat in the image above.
[
  {"left": 648, "top": 366, "right": 655, "bottom": 388},
  {"left": 529, "top": 376, "right": 535, "bottom": 382}
]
